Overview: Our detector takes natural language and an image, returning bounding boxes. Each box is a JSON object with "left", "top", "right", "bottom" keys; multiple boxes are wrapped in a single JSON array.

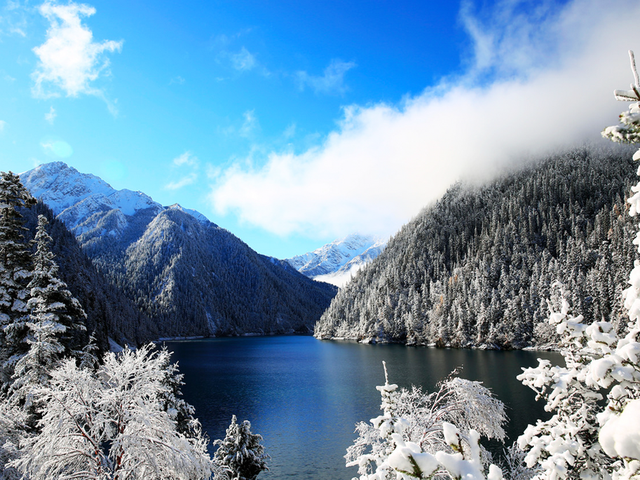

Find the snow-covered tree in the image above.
[
  {"left": 25, "top": 215, "right": 87, "bottom": 357},
  {"left": 214, "top": 415, "right": 269, "bottom": 480},
  {"left": 347, "top": 362, "right": 506, "bottom": 479},
  {"left": 157, "top": 346, "right": 201, "bottom": 437},
  {"left": 0, "top": 171, "right": 34, "bottom": 385},
  {"left": 0, "top": 401, "right": 26, "bottom": 480},
  {"left": 516, "top": 50, "right": 640, "bottom": 480},
  {"left": 12, "top": 344, "right": 215, "bottom": 480},
  {"left": 7, "top": 215, "right": 88, "bottom": 429},
  {"left": 516, "top": 299, "right": 614, "bottom": 478}
]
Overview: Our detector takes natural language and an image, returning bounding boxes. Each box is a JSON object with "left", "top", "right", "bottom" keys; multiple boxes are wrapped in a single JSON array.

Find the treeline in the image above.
[
  {"left": 315, "top": 147, "right": 638, "bottom": 348},
  {"left": 20, "top": 162, "right": 337, "bottom": 339}
]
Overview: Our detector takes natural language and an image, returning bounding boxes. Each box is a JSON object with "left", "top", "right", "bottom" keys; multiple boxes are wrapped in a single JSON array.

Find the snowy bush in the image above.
[
  {"left": 11, "top": 345, "right": 216, "bottom": 480},
  {"left": 516, "top": 50, "right": 640, "bottom": 480},
  {"left": 346, "top": 362, "right": 506, "bottom": 479}
]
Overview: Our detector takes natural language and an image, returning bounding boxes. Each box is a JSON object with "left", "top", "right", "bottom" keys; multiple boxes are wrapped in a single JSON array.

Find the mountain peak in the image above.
[
  {"left": 20, "top": 161, "right": 211, "bottom": 230},
  {"left": 286, "top": 233, "right": 387, "bottom": 287}
]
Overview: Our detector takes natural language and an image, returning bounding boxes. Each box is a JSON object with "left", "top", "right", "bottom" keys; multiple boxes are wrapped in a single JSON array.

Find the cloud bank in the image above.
[
  {"left": 210, "top": 0, "right": 640, "bottom": 239},
  {"left": 32, "top": 1, "right": 122, "bottom": 99}
]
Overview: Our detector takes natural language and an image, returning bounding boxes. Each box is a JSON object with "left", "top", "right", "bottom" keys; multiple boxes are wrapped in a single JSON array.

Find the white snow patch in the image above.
[{"left": 599, "top": 399, "right": 640, "bottom": 460}]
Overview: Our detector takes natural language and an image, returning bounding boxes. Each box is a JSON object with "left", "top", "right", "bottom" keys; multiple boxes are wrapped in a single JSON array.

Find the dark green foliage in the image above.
[
  {"left": 26, "top": 215, "right": 87, "bottom": 357},
  {"left": 315, "top": 147, "right": 638, "bottom": 349},
  {"left": 0, "top": 171, "right": 35, "bottom": 382}
]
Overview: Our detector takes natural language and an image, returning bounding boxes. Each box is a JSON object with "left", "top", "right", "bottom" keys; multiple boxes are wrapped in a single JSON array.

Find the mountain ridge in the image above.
[
  {"left": 21, "top": 161, "right": 337, "bottom": 339},
  {"left": 286, "top": 234, "right": 387, "bottom": 287}
]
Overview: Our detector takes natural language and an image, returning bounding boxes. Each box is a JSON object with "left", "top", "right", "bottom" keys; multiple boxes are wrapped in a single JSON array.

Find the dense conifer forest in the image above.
[
  {"left": 83, "top": 207, "right": 337, "bottom": 338},
  {"left": 315, "top": 146, "right": 638, "bottom": 349}
]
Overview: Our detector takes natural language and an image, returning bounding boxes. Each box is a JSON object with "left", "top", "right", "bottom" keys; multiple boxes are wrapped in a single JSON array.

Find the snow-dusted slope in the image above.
[
  {"left": 19, "top": 161, "right": 337, "bottom": 338},
  {"left": 20, "top": 161, "right": 209, "bottom": 236},
  {"left": 286, "top": 234, "right": 387, "bottom": 287}
]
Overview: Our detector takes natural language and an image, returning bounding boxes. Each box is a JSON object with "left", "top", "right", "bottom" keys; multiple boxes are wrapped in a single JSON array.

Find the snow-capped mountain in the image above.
[
  {"left": 21, "top": 162, "right": 209, "bottom": 236},
  {"left": 20, "top": 161, "right": 337, "bottom": 338},
  {"left": 286, "top": 234, "right": 387, "bottom": 287}
]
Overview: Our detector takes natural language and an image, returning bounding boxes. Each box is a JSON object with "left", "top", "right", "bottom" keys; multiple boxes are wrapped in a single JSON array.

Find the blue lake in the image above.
[{"left": 164, "top": 336, "right": 561, "bottom": 479}]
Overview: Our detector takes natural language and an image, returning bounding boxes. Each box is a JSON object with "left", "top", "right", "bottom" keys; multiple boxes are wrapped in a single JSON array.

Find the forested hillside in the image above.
[
  {"left": 315, "top": 147, "right": 638, "bottom": 348},
  {"left": 91, "top": 207, "right": 337, "bottom": 337},
  {"left": 22, "top": 202, "right": 157, "bottom": 349},
  {"left": 21, "top": 162, "right": 337, "bottom": 338}
]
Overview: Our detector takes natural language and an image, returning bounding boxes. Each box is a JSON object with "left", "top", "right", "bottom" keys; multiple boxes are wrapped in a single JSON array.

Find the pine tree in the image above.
[
  {"left": 214, "top": 415, "right": 269, "bottom": 480},
  {"left": 8, "top": 215, "right": 87, "bottom": 429},
  {"left": 24, "top": 215, "right": 87, "bottom": 359},
  {"left": 0, "top": 171, "right": 35, "bottom": 386}
]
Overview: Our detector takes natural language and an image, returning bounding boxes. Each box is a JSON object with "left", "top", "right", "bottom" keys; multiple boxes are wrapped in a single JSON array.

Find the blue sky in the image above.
[{"left": 1, "top": 0, "right": 639, "bottom": 259}]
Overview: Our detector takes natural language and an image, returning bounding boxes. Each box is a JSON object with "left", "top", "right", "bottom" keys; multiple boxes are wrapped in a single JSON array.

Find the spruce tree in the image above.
[
  {"left": 214, "top": 415, "right": 269, "bottom": 480},
  {"left": 0, "top": 171, "right": 34, "bottom": 385},
  {"left": 25, "top": 215, "right": 87, "bottom": 359},
  {"left": 9, "top": 215, "right": 87, "bottom": 429}
]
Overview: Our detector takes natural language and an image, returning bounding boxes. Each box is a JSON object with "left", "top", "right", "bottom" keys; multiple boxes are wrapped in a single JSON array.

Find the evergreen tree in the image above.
[
  {"left": 314, "top": 147, "right": 637, "bottom": 349},
  {"left": 8, "top": 215, "right": 87, "bottom": 429},
  {"left": 25, "top": 215, "right": 87, "bottom": 358},
  {"left": 157, "top": 346, "right": 200, "bottom": 437},
  {"left": 214, "top": 415, "right": 269, "bottom": 480},
  {"left": 0, "top": 171, "right": 34, "bottom": 385}
]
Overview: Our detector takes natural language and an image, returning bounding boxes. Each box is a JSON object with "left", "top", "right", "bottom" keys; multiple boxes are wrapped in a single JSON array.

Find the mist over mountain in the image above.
[
  {"left": 21, "top": 162, "right": 337, "bottom": 338},
  {"left": 286, "top": 234, "right": 387, "bottom": 287},
  {"left": 314, "top": 147, "right": 638, "bottom": 349}
]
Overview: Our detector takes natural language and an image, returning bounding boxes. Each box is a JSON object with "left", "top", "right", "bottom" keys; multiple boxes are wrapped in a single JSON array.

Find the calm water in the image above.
[{"left": 165, "top": 336, "right": 561, "bottom": 479}]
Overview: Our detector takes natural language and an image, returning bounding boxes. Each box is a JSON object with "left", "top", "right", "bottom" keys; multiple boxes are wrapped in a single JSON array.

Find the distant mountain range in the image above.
[
  {"left": 286, "top": 234, "right": 387, "bottom": 287},
  {"left": 21, "top": 162, "right": 337, "bottom": 341}
]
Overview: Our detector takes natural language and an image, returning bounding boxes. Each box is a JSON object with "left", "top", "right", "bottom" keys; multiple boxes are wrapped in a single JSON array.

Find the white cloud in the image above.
[
  {"left": 296, "top": 59, "right": 356, "bottom": 95},
  {"left": 0, "top": 0, "right": 28, "bottom": 38},
  {"left": 283, "top": 123, "right": 296, "bottom": 140},
  {"left": 166, "top": 173, "right": 197, "bottom": 191},
  {"left": 166, "top": 151, "right": 200, "bottom": 190},
  {"left": 230, "top": 47, "right": 256, "bottom": 72},
  {"left": 31, "top": 1, "right": 123, "bottom": 99},
  {"left": 239, "top": 110, "right": 258, "bottom": 137},
  {"left": 0, "top": 120, "right": 6, "bottom": 132},
  {"left": 210, "top": 0, "right": 640, "bottom": 240},
  {"left": 169, "top": 75, "right": 185, "bottom": 85},
  {"left": 44, "top": 105, "right": 56, "bottom": 124},
  {"left": 173, "top": 151, "right": 199, "bottom": 167}
]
